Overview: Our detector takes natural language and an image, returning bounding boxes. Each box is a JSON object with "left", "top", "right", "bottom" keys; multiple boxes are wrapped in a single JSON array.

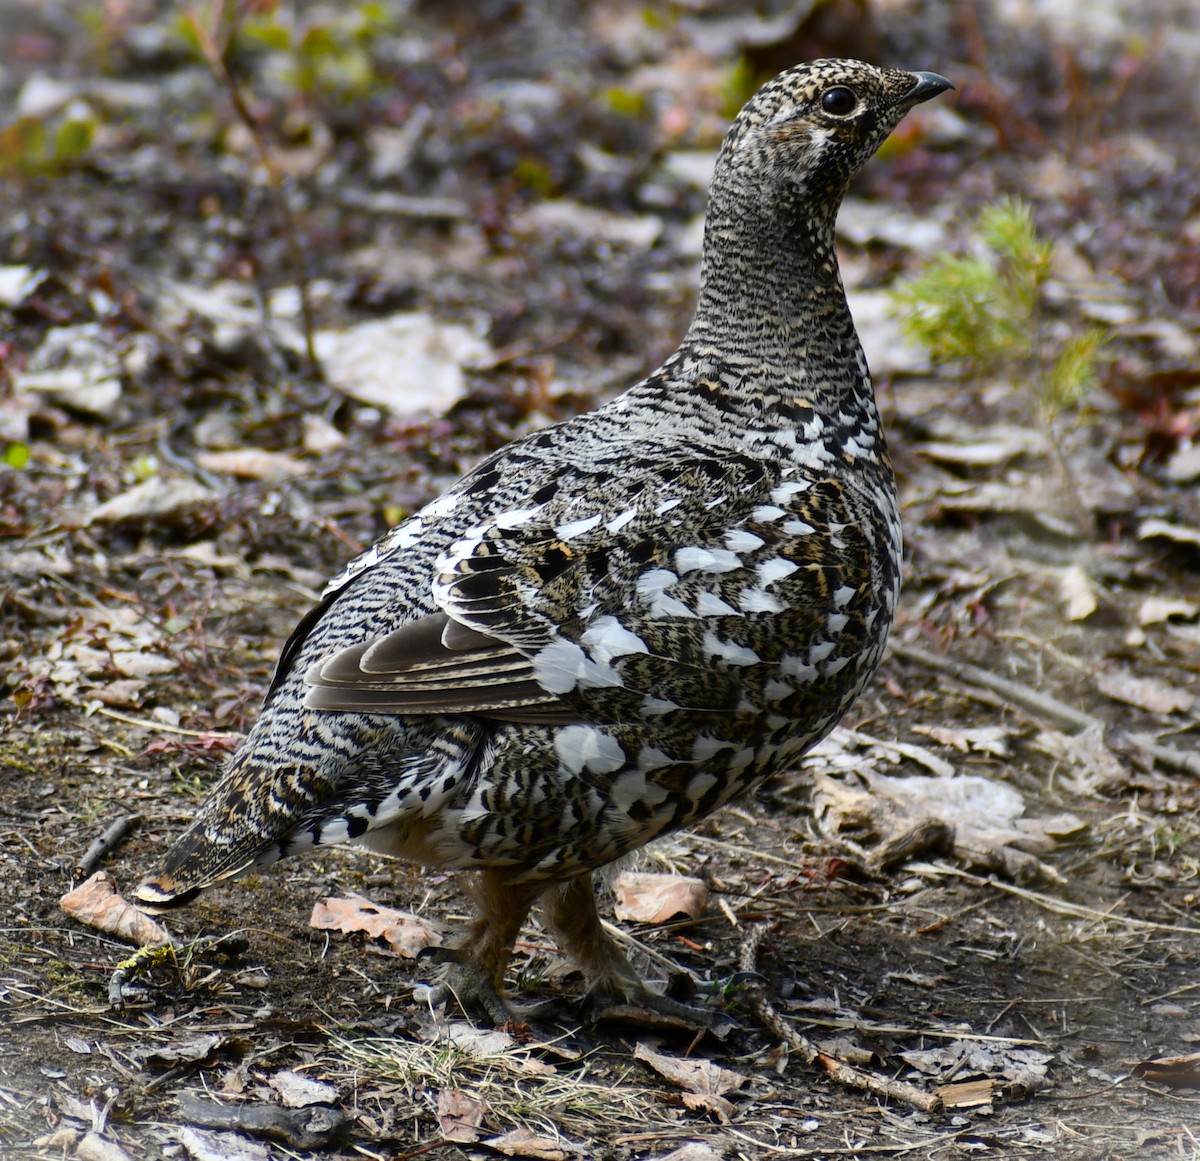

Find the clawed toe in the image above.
[{"left": 586, "top": 987, "right": 738, "bottom": 1035}]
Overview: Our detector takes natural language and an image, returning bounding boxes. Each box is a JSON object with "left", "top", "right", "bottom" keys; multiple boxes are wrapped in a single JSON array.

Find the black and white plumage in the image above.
[{"left": 137, "top": 59, "right": 953, "bottom": 1021}]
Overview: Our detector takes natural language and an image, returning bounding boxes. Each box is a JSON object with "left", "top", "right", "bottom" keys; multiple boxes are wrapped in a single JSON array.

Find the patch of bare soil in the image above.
[{"left": 2, "top": 2, "right": 1200, "bottom": 1158}]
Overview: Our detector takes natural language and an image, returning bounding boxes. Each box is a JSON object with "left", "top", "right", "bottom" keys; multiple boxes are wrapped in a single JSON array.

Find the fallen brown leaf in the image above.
[
  {"left": 310, "top": 893, "right": 443, "bottom": 958},
  {"left": 613, "top": 872, "right": 708, "bottom": 924},
  {"left": 437, "top": 1088, "right": 486, "bottom": 1143},
  {"left": 483, "top": 1126, "right": 579, "bottom": 1159},
  {"left": 60, "top": 871, "right": 170, "bottom": 947},
  {"left": 633, "top": 1041, "right": 748, "bottom": 1121},
  {"left": 1132, "top": 1052, "right": 1200, "bottom": 1087}
]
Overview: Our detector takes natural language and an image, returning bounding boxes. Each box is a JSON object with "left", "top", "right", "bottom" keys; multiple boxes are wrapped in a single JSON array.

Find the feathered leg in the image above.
[{"left": 431, "top": 870, "right": 544, "bottom": 1024}]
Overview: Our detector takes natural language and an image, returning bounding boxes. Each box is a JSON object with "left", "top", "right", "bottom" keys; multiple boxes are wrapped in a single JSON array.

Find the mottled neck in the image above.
[{"left": 685, "top": 188, "right": 852, "bottom": 364}]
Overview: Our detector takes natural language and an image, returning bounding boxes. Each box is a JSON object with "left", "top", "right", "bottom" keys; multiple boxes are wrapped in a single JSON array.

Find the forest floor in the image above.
[{"left": 2, "top": 1, "right": 1200, "bottom": 1158}]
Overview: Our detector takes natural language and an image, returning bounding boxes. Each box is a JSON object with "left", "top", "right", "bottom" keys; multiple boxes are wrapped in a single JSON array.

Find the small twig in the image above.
[
  {"left": 88, "top": 705, "right": 241, "bottom": 740},
  {"left": 888, "top": 640, "right": 1093, "bottom": 732},
  {"left": 889, "top": 641, "right": 1200, "bottom": 779},
  {"left": 184, "top": 10, "right": 321, "bottom": 376},
  {"left": 336, "top": 188, "right": 471, "bottom": 220},
  {"left": 738, "top": 924, "right": 942, "bottom": 1113},
  {"left": 75, "top": 814, "right": 140, "bottom": 881},
  {"left": 916, "top": 864, "right": 1200, "bottom": 937}
]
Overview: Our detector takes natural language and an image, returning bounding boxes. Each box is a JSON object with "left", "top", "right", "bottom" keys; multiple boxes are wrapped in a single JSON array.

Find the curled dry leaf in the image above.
[
  {"left": 901, "top": 1040, "right": 1053, "bottom": 1096},
  {"left": 316, "top": 312, "right": 494, "bottom": 417},
  {"left": 60, "top": 871, "right": 170, "bottom": 947},
  {"left": 613, "top": 872, "right": 708, "bottom": 924},
  {"left": 813, "top": 769, "right": 1085, "bottom": 883},
  {"left": 433, "top": 1023, "right": 559, "bottom": 1076},
  {"left": 310, "top": 894, "right": 443, "bottom": 958},
  {"left": 267, "top": 1069, "right": 339, "bottom": 1109},
  {"left": 655, "top": 1144, "right": 727, "bottom": 1161},
  {"left": 89, "top": 477, "right": 214, "bottom": 526},
  {"left": 1132, "top": 1052, "right": 1200, "bottom": 1087},
  {"left": 436, "top": 1088, "right": 486, "bottom": 1143},
  {"left": 633, "top": 1042, "right": 749, "bottom": 1121},
  {"left": 913, "top": 725, "right": 1012, "bottom": 757},
  {"left": 482, "top": 1127, "right": 580, "bottom": 1159},
  {"left": 75, "top": 1131, "right": 136, "bottom": 1161}
]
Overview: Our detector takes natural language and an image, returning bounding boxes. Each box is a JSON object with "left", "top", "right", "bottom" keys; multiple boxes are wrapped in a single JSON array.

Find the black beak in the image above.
[{"left": 904, "top": 71, "right": 955, "bottom": 105}]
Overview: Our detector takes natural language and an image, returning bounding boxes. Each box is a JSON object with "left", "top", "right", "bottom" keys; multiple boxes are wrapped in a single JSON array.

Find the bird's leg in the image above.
[
  {"left": 542, "top": 873, "right": 642, "bottom": 998},
  {"left": 543, "top": 874, "right": 727, "bottom": 1028},
  {"left": 428, "top": 870, "right": 544, "bottom": 1025}
]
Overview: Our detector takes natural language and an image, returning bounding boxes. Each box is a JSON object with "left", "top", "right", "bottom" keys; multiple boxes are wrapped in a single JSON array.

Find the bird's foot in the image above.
[
  {"left": 417, "top": 959, "right": 571, "bottom": 1027},
  {"left": 586, "top": 985, "right": 738, "bottom": 1037}
]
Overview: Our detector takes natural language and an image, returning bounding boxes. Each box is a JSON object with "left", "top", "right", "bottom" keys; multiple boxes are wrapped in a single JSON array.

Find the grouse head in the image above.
[{"left": 711, "top": 59, "right": 953, "bottom": 228}]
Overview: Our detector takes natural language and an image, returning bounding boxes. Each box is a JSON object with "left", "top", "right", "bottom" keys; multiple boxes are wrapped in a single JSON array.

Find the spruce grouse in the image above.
[{"left": 138, "top": 59, "right": 953, "bottom": 1022}]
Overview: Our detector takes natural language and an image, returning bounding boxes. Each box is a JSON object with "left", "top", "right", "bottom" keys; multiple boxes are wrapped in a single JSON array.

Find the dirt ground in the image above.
[{"left": 2, "top": 1, "right": 1200, "bottom": 1158}]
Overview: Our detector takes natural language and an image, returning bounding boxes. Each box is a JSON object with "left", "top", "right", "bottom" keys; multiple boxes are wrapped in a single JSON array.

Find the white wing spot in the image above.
[
  {"left": 425, "top": 493, "right": 460, "bottom": 518},
  {"left": 781, "top": 654, "right": 818, "bottom": 684},
  {"left": 702, "top": 630, "right": 759, "bottom": 666},
  {"left": 635, "top": 745, "right": 674, "bottom": 773},
  {"left": 605, "top": 507, "right": 638, "bottom": 533},
  {"left": 771, "top": 480, "right": 812, "bottom": 504},
  {"left": 651, "top": 592, "right": 696, "bottom": 619},
  {"left": 758, "top": 557, "right": 799, "bottom": 587},
  {"left": 494, "top": 504, "right": 545, "bottom": 529},
  {"left": 532, "top": 640, "right": 622, "bottom": 693},
  {"left": 695, "top": 591, "right": 738, "bottom": 617},
  {"left": 555, "top": 725, "right": 626, "bottom": 775},
  {"left": 636, "top": 569, "right": 676, "bottom": 599},
  {"left": 556, "top": 513, "right": 602, "bottom": 540},
  {"left": 738, "top": 586, "right": 784, "bottom": 613},
  {"left": 654, "top": 498, "right": 683, "bottom": 516},
  {"left": 752, "top": 504, "right": 786, "bottom": 522},
  {"left": 676, "top": 546, "right": 742, "bottom": 574},
  {"left": 725, "top": 528, "right": 764, "bottom": 554},
  {"left": 691, "top": 734, "right": 731, "bottom": 761},
  {"left": 833, "top": 584, "right": 857, "bottom": 607},
  {"left": 580, "top": 616, "right": 649, "bottom": 666}
]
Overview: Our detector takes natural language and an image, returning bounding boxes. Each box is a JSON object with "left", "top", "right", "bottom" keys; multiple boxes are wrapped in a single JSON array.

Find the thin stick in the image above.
[
  {"left": 184, "top": 11, "right": 321, "bottom": 375},
  {"left": 888, "top": 640, "right": 1093, "bottom": 732},
  {"left": 890, "top": 641, "right": 1200, "bottom": 779},
  {"left": 75, "top": 814, "right": 140, "bottom": 881},
  {"left": 89, "top": 705, "right": 240, "bottom": 740},
  {"left": 738, "top": 925, "right": 941, "bottom": 1113},
  {"left": 917, "top": 863, "right": 1200, "bottom": 936}
]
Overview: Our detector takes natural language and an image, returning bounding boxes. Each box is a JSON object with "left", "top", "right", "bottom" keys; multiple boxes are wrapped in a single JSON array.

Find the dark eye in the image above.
[{"left": 821, "top": 87, "right": 858, "bottom": 116}]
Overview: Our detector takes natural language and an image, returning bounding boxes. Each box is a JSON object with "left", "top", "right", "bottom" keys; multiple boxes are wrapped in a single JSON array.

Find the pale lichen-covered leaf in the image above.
[
  {"left": 196, "top": 449, "right": 309, "bottom": 481},
  {"left": 1095, "top": 668, "right": 1195, "bottom": 715},
  {"left": 267, "top": 1070, "right": 338, "bottom": 1109},
  {"left": 316, "top": 312, "right": 493, "bottom": 417}
]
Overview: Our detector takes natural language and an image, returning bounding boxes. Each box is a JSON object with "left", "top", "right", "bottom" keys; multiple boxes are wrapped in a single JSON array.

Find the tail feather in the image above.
[{"left": 135, "top": 713, "right": 490, "bottom": 912}]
